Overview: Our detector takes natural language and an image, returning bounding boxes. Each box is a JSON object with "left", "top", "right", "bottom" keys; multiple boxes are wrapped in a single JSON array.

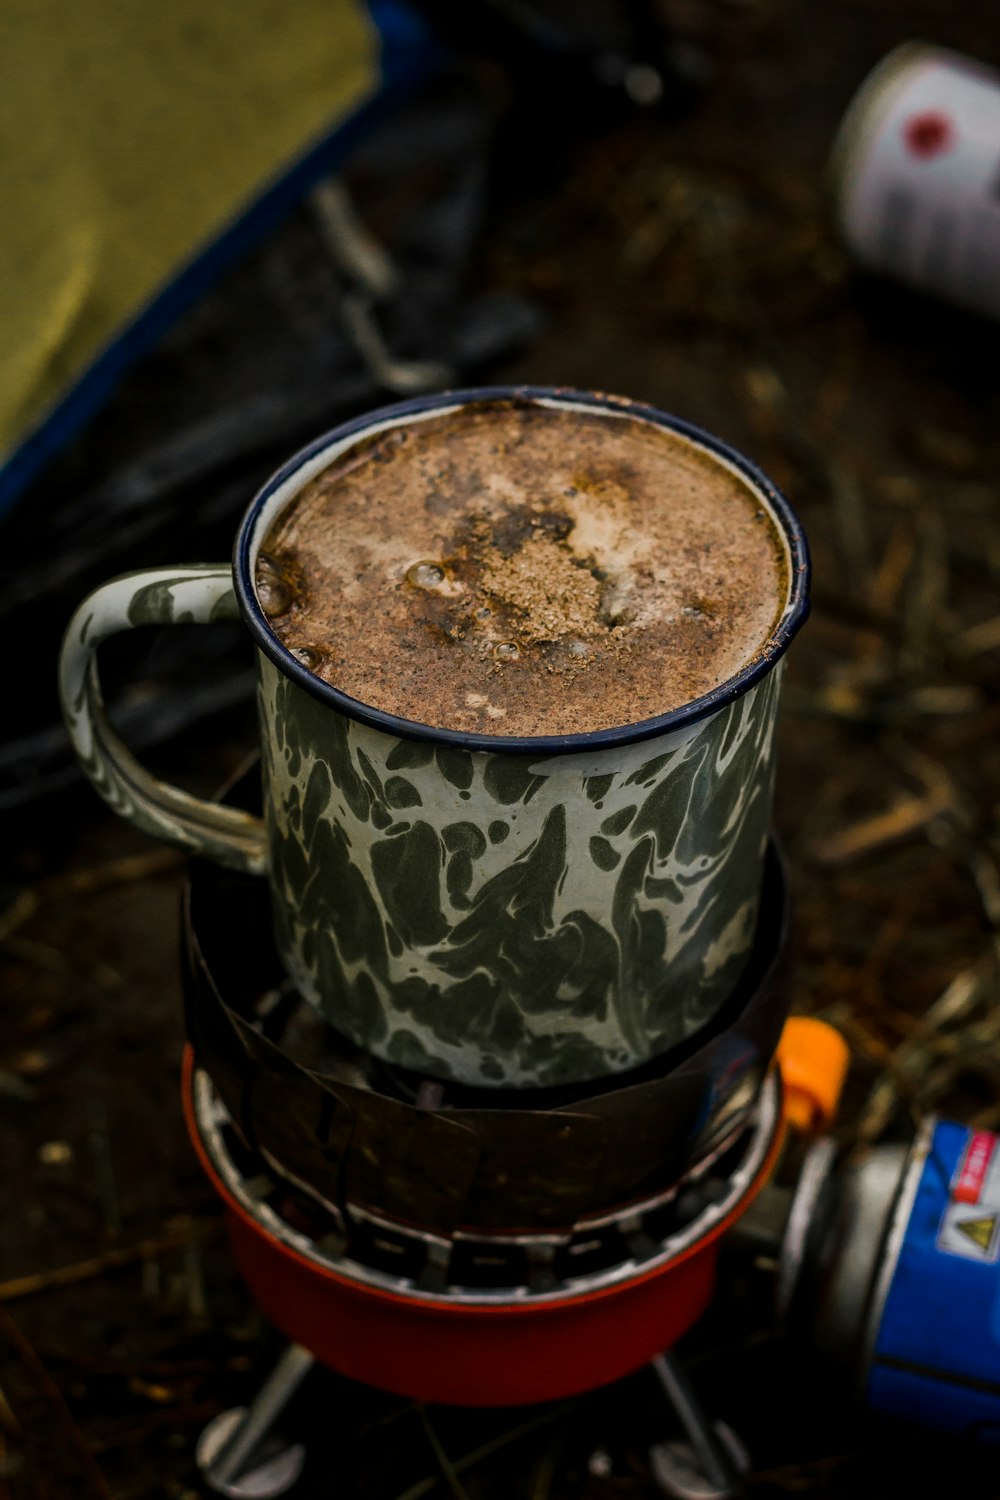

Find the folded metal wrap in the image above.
[{"left": 183, "top": 830, "right": 790, "bottom": 1235}]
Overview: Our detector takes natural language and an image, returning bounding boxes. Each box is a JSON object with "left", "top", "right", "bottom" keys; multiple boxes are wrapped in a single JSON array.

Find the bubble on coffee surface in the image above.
[
  {"left": 493, "top": 641, "right": 520, "bottom": 661},
  {"left": 289, "top": 645, "right": 322, "bottom": 669},
  {"left": 255, "top": 553, "right": 292, "bottom": 618},
  {"left": 406, "top": 560, "right": 446, "bottom": 590}
]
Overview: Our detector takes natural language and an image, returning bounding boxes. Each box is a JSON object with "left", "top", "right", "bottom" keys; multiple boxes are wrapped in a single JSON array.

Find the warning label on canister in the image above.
[{"left": 937, "top": 1128, "right": 1000, "bottom": 1261}]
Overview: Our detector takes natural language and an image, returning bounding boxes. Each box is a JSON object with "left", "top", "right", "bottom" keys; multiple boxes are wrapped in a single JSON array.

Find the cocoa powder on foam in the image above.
[{"left": 258, "top": 400, "right": 789, "bottom": 737}]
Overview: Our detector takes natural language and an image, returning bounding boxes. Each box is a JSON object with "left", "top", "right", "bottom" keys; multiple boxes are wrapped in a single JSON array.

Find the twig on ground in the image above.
[
  {"left": 954, "top": 614, "right": 1000, "bottom": 657},
  {"left": 745, "top": 1452, "right": 851, "bottom": 1488},
  {"left": 87, "top": 1401, "right": 219, "bottom": 1457},
  {"left": 0, "top": 851, "right": 184, "bottom": 952},
  {"left": 0, "top": 892, "right": 38, "bottom": 947},
  {"left": 0, "top": 1382, "right": 21, "bottom": 1437},
  {"left": 807, "top": 789, "right": 955, "bottom": 867},
  {"left": 855, "top": 962, "right": 992, "bottom": 1143},
  {"left": 416, "top": 1407, "right": 471, "bottom": 1500},
  {"left": 39, "top": 850, "right": 185, "bottom": 901},
  {"left": 392, "top": 1406, "right": 573, "bottom": 1500},
  {"left": 809, "top": 741, "right": 967, "bottom": 867},
  {"left": 833, "top": 1010, "right": 932, "bottom": 1147},
  {"left": 900, "top": 506, "right": 950, "bottom": 680},
  {"left": 0, "top": 1071, "right": 35, "bottom": 1105},
  {"left": 87, "top": 1097, "right": 122, "bottom": 1237},
  {"left": 0, "top": 1303, "right": 114, "bottom": 1500},
  {"left": 0, "top": 1220, "right": 223, "bottom": 1304}
]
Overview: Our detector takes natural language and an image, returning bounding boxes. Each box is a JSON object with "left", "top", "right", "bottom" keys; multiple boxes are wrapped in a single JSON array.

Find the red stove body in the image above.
[{"left": 183, "top": 1052, "right": 785, "bottom": 1408}]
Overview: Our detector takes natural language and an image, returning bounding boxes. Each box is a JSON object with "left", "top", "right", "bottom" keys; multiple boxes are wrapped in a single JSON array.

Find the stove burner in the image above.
[
  {"left": 183, "top": 1049, "right": 784, "bottom": 1408},
  {"left": 193, "top": 1065, "right": 781, "bottom": 1301}
]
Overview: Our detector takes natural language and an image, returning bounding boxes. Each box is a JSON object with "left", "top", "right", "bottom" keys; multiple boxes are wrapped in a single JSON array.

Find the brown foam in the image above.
[{"left": 259, "top": 399, "right": 789, "bottom": 737}]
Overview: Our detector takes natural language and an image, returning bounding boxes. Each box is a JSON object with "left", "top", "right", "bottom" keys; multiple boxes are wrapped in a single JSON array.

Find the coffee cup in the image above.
[{"left": 59, "top": 387, "right": 809, "bottom": 1089}]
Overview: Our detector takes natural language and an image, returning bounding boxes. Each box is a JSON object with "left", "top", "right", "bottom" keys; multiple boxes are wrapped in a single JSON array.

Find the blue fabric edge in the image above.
[{"left": 0, "top": 0, "right": 440, "bottom": 519}]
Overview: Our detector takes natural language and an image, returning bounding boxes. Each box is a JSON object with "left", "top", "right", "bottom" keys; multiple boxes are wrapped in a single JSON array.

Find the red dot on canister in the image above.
[{"left": 904, "top": 110, "right": 955, "bottom": 159}]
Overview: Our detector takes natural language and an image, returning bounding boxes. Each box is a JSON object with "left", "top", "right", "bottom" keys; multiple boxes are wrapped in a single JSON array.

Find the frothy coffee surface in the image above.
[{"left": 258, "top": 400, "right": 788, "bottom": 737}]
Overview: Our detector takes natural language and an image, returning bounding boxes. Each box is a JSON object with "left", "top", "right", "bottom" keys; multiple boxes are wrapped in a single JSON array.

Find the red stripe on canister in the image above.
[{"left": 953, "top": 1130, "right": 996, "bottom": 1205}]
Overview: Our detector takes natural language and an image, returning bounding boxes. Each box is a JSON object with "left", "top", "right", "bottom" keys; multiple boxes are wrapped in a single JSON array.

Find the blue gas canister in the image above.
[
  {"left": 867, "top": 1120, "right": 1000, "bottom": 1437},
  {"left": 779, "top": 1119, "right": 1000, "bottom": 1438}
]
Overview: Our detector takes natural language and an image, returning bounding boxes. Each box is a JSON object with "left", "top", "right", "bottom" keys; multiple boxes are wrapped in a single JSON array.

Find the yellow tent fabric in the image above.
[{"left": 0, "top": 0, "right": 382, "bottom": 491}]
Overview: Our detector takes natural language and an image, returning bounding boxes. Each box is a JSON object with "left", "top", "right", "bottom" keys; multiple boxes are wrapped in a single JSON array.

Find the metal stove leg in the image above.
[
  {"left": 647, "top": 1352, "right": 749, "bottom": 1500},
  {"left": 196, "top": 1342, "right": 315, "bottom": 1498}
]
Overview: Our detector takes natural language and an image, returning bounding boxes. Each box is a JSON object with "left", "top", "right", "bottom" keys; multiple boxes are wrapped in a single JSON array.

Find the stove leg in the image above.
[
  {"left": 196, "top": 1342, "right": 315, "bottom": 1498},
  {"left": 647, "top": 1351, "right": 749, "bottom": 1500}
]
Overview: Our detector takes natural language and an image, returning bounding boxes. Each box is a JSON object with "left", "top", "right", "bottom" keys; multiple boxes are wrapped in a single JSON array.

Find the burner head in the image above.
[
  {"left": 184, "top": 1056, "right": 784, "bottom": 1406},
  {"left": 182, "top": 782, "right": 792, "bottom": 1236}
]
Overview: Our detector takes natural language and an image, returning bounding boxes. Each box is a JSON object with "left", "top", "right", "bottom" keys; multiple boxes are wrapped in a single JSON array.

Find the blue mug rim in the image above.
[{"left": 233, "top": 386, "right": 811, "bottom": 755}]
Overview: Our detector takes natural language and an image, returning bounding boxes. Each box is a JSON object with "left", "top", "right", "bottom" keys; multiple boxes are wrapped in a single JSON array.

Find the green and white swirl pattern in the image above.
[{"left": 260, "top": 657, "right": 783, "bottom": 1088}]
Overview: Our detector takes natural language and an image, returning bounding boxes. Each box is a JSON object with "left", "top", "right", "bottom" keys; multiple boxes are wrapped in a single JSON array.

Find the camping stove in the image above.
[
  {"left": 186, "top": 1054, "right": 784, "bottom": 1497},
  {"left": 178, "top": 774, "right": 815, "bottom": 1497},
  {"left": 186, "top": 1059, "right": 781, "bottom": 1405}
]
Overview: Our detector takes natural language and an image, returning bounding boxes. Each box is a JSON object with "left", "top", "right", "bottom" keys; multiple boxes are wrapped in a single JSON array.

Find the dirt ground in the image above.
[{"left": 4, "top": 2, "right": 1000, "bottom": 1496}]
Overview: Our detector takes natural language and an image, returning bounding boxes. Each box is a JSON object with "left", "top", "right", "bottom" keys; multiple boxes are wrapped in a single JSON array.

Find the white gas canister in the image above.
[{"left": 832, "top": 43, "right": 1000, "bottom": 318}]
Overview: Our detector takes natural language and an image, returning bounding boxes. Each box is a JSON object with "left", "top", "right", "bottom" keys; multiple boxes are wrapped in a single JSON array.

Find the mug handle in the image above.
[{"left": 59, "top": 564, "right": 267, "bottom": 875}]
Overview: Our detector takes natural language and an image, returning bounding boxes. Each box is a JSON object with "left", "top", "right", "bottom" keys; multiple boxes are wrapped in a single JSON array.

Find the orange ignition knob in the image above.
[{"left": 776, "top": 1017, "right": 850, "bottom": 1134}]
